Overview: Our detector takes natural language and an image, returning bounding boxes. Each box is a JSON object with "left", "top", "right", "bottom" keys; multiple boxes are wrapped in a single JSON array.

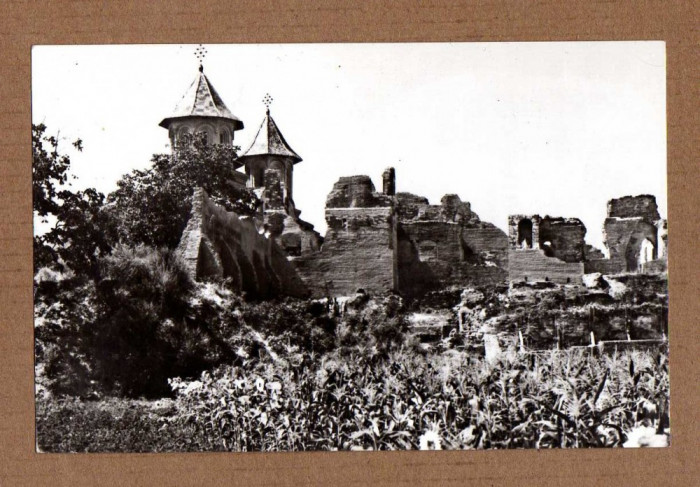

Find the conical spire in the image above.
[
  {"left": 240, "top": 109, "right": 302, "bottom": 163},
  {"left": 159, "top": 69, "right": 244, "bottom": 130}
]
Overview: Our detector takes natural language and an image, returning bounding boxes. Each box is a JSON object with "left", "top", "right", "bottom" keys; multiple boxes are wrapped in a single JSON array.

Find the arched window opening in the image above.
[
  {"left": 220, "top": 129, "right": 230, "bottom": 145},
  {"left": 204, "top": 128, "right": 215, "bottom": 145},
  {"left": 518, "top": 219, "right": 533, "bottom": 249},
  {"left": 639, "top": 238, "right": 655, "bottom": 267},
  {"left": 251, "top": 166, "right": 265, "bottom": 187},
  {"left": 269, "top": 159, "right": 285, "bottom": 172},
  {"left": 177, "top": 126, "right": 191, "bottom": 146}
]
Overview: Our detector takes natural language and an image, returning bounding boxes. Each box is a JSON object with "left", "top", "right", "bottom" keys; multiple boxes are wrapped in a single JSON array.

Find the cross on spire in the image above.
[
  {"left": 194, "top": 44, "right": 208, "bottom": 72},
  {"left": 263, "top": 93, "right": 273, "bottom": 113}
]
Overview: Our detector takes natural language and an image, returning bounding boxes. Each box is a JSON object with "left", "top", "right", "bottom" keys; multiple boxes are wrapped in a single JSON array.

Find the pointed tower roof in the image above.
[
  {"left": 240, "top": 109, "right": 302, "bottom": 163},
  {"left": 159, "top": 66, "right": 244, "bottom": 130}
]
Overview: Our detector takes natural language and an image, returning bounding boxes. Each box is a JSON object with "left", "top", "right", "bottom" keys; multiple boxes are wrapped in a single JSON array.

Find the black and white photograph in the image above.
[{"left": 32, "top": 42, "right": 669, "bottom": 452}]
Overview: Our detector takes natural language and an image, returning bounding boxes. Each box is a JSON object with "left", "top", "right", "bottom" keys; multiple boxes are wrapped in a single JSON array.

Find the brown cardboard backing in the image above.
[{"left": 1, "top": 1, "right": 698, "bottom": 485}]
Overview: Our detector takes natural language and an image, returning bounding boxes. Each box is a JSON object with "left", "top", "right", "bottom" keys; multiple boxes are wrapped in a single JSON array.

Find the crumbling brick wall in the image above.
[
  {"left": 507, "top": 214, "right": 586, "bottom": 284},
  {"left": 603, "top": 217, "right": 658, "bottom": 272},
  {"left": 508, "top": 249, "right": 585, "bottom": 284},
  {"left": 294, "top": 175, "right": 509, "bottom": 298},
  {"left": 608, "top": 195, "right": 660, "bottom": 221},
  {"left": 177, "top": 188, "right": 309, "bottom": 298},
  {"left": 584, "top": 195, "right": 666, "bottom": 275},
  {"left": 588, "top": 195, "right": 664, "bottom": 274},
  {"left": 395, "top": 193, "right": 508, "bottom": 296},
  {"left": 508, "top": 215, "right": 541, "bottom": 250},
  {"left": 294, "top": 176, "right": 397, "bottom": 297},
  {"left": 538, "top": 217, "right": 587, "bottom": 263}
]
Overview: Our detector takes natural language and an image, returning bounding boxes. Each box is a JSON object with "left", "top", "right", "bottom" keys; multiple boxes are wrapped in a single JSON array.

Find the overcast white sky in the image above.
[{"left": 32, "top": 42, "right": 666, "bottom": 249}]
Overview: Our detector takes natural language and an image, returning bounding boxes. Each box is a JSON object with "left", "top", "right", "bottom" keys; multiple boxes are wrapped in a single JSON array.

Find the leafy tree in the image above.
[
  {"left": 107, "top": 132, "right": 259, "bottom": 248},
  {"left": 32, "top": 124, "right": 109, "bottom": 275},
  {"left": 32, "top": 123, "right": 82, "bottom": 219}
]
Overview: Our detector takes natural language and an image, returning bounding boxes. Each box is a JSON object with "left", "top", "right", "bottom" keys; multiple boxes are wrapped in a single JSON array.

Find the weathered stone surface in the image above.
[
  {"left": 394, "top": 192, "right": 430, "bottom": 220},
  {"left": 608, "top": 195, "right": 660, "bottom": 221},
  {"left": 584, "top": 258, "right": 622, "bottom": 275},
  {"left": 295, "top": 206, "right": 396, "bottom": 297},
  {"left": 583, "top": 196, "right": 666, "bottom": 275},
  {"left": 394, "top": 193, "right": 508, "bottom": 296},
  {"left": 641, "top": 259, "right": 667, "bottom": 274},
  {"left": 289, "top": 171, "right": 667, "bottom": 297},
  {"left": 508, "top": 215, "right": 541, "bottom": 250},
  {"left": 538, "top": 217, "right": 586, "bottom": 263},
  {"left": 509, "top": 214, "right": 586, "bottom": 263},
  {"left": 507, "top": 214, "right": 586, "bottom": 283},
  {"left": 584, "top": 244, "right": 606, "bottom": 261},
  {"left": 395, "top": 192, "right": 477, "bottom": 224},
  {"left": 396, "top": 220, "right": 508, "bottom": 296},
  {"left": 325, "top": 175, "right": 392, "bottom": 208},
  {"left": 177, "top": 188, "right": 308, "bottom": 298},
  {"left": 508, "top": 249, "right": 584, "bottom": 284},
  {"left": 299, "top": 177, "right": 511, "bottom": 297},
  {"left": 603, "top": 217, "right": 658, "bottom": 272},
  {"left": 264, "top": 210, "right": 322, "bottom": 256},
  {"left": 294, "top": 175, "right": 397, "bottom": 297}
]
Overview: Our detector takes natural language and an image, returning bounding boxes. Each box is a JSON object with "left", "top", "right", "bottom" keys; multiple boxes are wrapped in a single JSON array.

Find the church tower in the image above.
[
  {"left": 159, "top": 46, "right": 244, "bottom": 150},
  {"left": 237, "top": 95, "right": 302, "bottom": 209}
]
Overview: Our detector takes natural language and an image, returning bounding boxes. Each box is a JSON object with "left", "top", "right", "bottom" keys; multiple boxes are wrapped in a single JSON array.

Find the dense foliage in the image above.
[
  {"left": 32, "top": 124, "right": 110, "bottom": 275},
  {"left": 36, "top": 347, "right": 669, "bottom": 452},
  {"left": 106, "top": 132, "right": 258, "bottom": 248}
]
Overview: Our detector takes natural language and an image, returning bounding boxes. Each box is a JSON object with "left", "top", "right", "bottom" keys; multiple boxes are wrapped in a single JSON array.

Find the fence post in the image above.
[{"left": 518, "top": 330, "right": 525, "bottom": 353}]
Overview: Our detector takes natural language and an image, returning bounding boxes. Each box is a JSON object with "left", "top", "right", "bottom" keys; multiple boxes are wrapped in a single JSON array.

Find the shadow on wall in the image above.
[{"left": 176, "top": 188, "right": 309, "bottom": 299}]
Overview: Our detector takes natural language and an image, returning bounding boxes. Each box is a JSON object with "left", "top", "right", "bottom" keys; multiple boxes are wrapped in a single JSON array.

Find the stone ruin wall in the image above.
[
  {"left": 507, "top": 215, "right": 587, "bottom": 284},
  {"left": 608, "top": 195, "right": 660, "bottom": 221},
  {"left": 508, "top": 250, "right": 585, "bottom": 284},
  {"left": 508, "top": 214, "right": 541, "bottom": 250},
  {"left": 600, "top": 218, "right": 658, "bottom": 272},
  {"left": 176, "top": 184, "right": 667, "bottom": 300},
  {"left": 177, "top": 188, "right": 309, "bottom": 298},
  {"left": 538, "top": 218, "right": 586, "bottom": 263},
  {"left": 293, "top": 176, "right": 397, "bottom": 297},
  {"left": 293, "top": 172, "right": 511, "bottom": 298},
  {"left": 395, "top": 193, "right": 508, "bottom": 296},
  {"left": 585, "top": 195, "right": 666, "bottom": 274}
]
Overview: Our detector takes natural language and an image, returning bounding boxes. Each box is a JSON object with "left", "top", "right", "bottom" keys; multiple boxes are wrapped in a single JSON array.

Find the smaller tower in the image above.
[
  {"left": 237, "top": 94, "right": 302, "bottom": 207},
  {"left": 159, "top": 45, "right": 244, "bottom": 152}
]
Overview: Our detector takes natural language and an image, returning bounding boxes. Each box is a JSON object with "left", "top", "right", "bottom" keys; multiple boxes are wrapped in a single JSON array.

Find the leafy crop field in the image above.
[{"left": 36, "top": 345, "right": 669, "bottom": 452}]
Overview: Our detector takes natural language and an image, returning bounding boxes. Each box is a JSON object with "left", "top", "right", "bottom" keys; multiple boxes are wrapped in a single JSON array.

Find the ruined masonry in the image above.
[{"left": 161, "top": 65, "right": 667, "bottom": 298}]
